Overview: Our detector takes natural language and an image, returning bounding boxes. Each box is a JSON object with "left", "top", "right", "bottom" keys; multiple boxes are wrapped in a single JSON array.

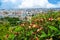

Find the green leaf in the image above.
[
  {"left": 40, "top": 31, "right": 47, "bottom": 38},
  {"left": 26, "top": 30, "right": 33, "bottom": 36},
  {"left": 57, "top": 32, "right": 60, "bottom": 35},
  {"left": 8, "top": 34, "right": 15, "bottom": 40},
  {"left": 48, "top": 30, "right": 51, "bottom": 37},
  {"left": 48, "top": 25, "right": 59, "bottom": 31},
  {"left": 14, "top": 26, "right": 23, "bottom": 32}
]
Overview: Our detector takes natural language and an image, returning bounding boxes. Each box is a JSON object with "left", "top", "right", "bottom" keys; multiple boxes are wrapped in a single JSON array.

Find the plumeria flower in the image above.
[
  {"left": 37, "top": 27, "right": 43, "bottom": 32},
  {"left": 20, "top": 23, "right": 25, "bottom": 26},
  {"left": 30, "top": 24, "right": 33, "bottom": 26},
  {"left": 48, "top": 17, "right": 54, "bottom": 21},
  {"left": 32, "top": 24, "right": 36, "bottom": 28},
  {"left": 28, "top": 26, "right": 31, "bottom": 29},
  {"left": 40, "top": 18, "right": 44, "bottom": 21},
  {"left": 32, "top": 24, "right": 39, "bottom": 28},
  {"left": 37, "top": 29, "right": 40, "bottom": 32}
]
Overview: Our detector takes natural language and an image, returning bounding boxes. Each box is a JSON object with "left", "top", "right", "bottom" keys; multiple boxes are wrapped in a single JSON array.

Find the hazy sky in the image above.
[{"left": 0, "top": 0, "right": 60, "bottom": 9}]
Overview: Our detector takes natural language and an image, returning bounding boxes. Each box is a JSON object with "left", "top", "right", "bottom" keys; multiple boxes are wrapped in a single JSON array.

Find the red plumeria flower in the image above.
[
  {"left": 48, "top": 17, "right": 54, "bottom": 21},
  {"left": 37, "top": 27, "right": 43, "bottom": 32}
]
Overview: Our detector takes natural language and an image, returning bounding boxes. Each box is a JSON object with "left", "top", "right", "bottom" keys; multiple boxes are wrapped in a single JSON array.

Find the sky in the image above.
[{"left": 0, "top": 0, "right": 60, "bottom": 9}]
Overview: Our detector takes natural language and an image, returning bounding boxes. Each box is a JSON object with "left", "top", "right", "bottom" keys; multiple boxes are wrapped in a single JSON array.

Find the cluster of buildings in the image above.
[
  {"left": 0, "top": 9, "right": 43, "bottom": 20},
  {"left": 0, "top": 8, "right": 60, "bottom": 20}
]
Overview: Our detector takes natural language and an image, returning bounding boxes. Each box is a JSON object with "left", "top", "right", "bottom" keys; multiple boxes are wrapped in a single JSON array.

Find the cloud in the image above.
[
  {"left": 0, "top": 0, "right": 60, "bottom": 9},
  {"left": 2, "top": 0, "right": 17, "bottom": 3},
  {"left": 18, "top": 0, "right": 60, "bottom": 8},
  {"left": 18, "top": 0, "right": 34, "bottom": 8}
]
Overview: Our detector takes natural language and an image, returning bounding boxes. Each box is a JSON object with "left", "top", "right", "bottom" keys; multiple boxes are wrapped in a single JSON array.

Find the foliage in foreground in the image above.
[{"left": 0, "top": 11, "right": 60, "bottom": 40}]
